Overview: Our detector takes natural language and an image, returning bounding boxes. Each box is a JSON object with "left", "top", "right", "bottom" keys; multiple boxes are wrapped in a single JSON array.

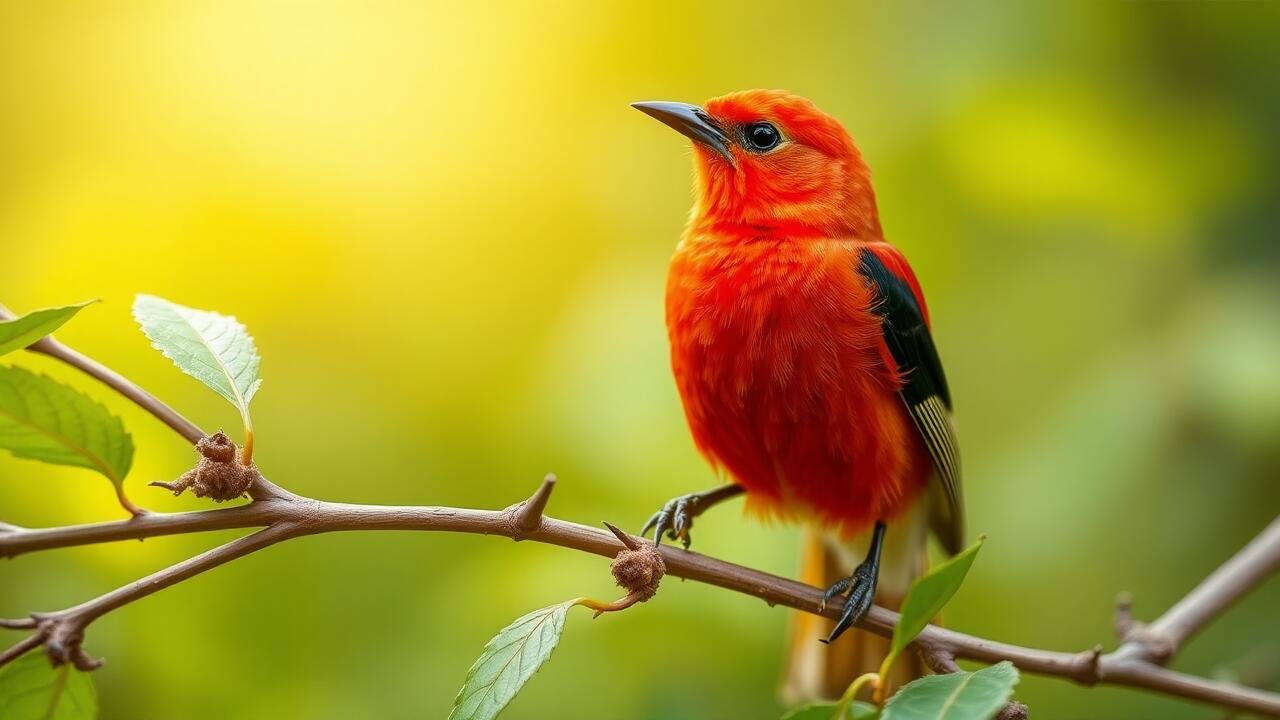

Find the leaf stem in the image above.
[
  {"left": 113, "top": 483, "right": 144, "bottom": 518},
  {"left": 241, "top": 426, "right": 254, "bottom": 465},
  {"left": 836, "top": 672, "right": 881, "bottom": 715},
  {"left": 570, "top": 591, "right": 647, "bottom": 618}
]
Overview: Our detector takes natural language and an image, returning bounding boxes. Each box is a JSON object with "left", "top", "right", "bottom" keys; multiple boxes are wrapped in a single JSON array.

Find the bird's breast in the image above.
[{"left": 664, "top": 234, "right": 927, "bottom": 534}]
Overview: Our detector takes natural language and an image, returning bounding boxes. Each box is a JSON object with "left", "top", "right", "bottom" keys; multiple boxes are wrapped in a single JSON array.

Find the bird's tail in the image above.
[{"left": 781, "top": 507, "right": 929, "bottom": 704}]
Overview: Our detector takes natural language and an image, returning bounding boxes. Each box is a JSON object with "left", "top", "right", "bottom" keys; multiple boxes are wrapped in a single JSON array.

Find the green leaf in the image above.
[
  {"left": 132, "top": 295, "right": 261, "bottom": 429},
  {"left": 881, "top": 662, "right": 1018, "bottom": 720},
  {"left": 882, "top": 536, "right": 985, "bottom": 675},
  {"left": 0, "top": 365, "right": 133, "bottom": 494},
  {"left": 782, "top": 701, "right": 880, "bottom": 719},
  {"left": 450, "top": 602, "right": 572, "bottom": 720},
  {"left": 0, "top": 650, "right": 98, "bottom": 719},
  {"left": 0, "top": 302, "right": 94, "bottom": 357}
]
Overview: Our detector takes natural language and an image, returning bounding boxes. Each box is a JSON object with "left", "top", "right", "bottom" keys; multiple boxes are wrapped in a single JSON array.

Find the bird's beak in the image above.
[{"left": 632, "top": 101, "right": 733, "bottom": 163}]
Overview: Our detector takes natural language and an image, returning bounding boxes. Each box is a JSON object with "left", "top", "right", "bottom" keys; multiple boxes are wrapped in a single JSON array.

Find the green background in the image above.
[{"left": 2, "top": 2, "right": 1278, "bottom": 718}]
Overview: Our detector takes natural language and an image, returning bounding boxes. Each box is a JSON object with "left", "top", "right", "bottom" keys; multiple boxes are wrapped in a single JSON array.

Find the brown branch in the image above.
[
  {"left": 3, "top": 524, "right": 301, "bottom": 671},
  {"left": 1111, "top": 515, "right": 1280, "bottom": 665},
  {"left": 28, "top": 335, "right": 205, "bottom": 447},
  {"left": 3, "top": 484, "right": 1278, "bottom": 716},
  {"left": 2, "top": 311, "right": 1278, "bottom": 716},
  {"left": 0, "top": 303, "right": 295, "bottom": 503}
]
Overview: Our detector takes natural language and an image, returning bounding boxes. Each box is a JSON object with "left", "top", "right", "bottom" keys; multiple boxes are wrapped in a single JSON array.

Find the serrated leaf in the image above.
[
  {"left": 881, "top": 662, "right": 1018, "bottom": 720},
  {"left": 451, "top": 602, "right": 572, "bottom": 720},
  {"left": 0, "top": 366, "right": 133, "bottom": 501},
  {"left": 0, "top": 302, "right": 94, "bottom": 357},
  {"left": 0, "top": 650, "right": 98, "bottom": 719},
  {"left": 782, "top": 701, "right": 880, "bottom": 719},
  {"left": 132, "top": 294, "right": 261, "bottom": 429},
  {"left": 882, "top": 537, "right": 985, "bottom": 675}
]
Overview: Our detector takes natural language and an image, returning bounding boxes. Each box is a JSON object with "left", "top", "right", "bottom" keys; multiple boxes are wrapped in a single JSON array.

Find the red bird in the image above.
[{"left": 634, "top": 90, "right": 963, "bottom": 699}]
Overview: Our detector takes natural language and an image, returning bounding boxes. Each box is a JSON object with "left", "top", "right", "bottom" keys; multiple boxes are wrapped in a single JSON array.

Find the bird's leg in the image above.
[
  {"left": 640, "top": 484, "right": 744, "bottom": 549},
  {"left": 820, "top": 520, "right": 886, "bottom": 644}
]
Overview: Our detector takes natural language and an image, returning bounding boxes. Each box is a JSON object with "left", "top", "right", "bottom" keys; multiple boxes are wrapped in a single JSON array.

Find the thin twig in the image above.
[
  {"left": 3, "top": 491, "right": 1278, "bottom": 715},
  {"left": 3, "top": 314, "right": 1278, "bottom": 716},
  {"left": 0, "top": 634, "right": 43, "bottom": 667},
  {"left": 0, "top": 303, "right": 295, "bottom": 503},
  {"left": 1111, "top": 515, "right": 1280, "bottom": 665}
]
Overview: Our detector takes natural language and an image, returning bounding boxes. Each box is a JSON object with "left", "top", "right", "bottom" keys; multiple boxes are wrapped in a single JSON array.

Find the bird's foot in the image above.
[
  {"left": 640, "top": 493, "right": 707, "bottom": 548},
  {"left": 819, "top": 560, "right": 878, "bottom": 644}
]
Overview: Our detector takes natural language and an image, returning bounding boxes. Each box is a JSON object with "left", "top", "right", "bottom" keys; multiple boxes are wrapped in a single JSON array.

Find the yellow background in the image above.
[{"left": 2, "top": 2, "right": 1278, "bottom": 718}]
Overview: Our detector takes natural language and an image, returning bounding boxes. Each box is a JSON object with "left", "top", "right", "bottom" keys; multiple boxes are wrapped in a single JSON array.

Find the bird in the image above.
[{"left": 633, "top": 90, "right": 963, "bottom": 701}]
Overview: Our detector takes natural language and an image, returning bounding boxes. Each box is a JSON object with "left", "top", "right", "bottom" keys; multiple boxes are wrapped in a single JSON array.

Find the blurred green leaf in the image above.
[
  {"left": 782, "top": 701, "right": 880, "bottom": 719},
  {"left": 0, "top": 301, "right": 93, "bottom": 357},
  {"left": 881, "top": 661, "right": 1018, "bottom": 720},
  {"left": 0, "top": 650, "right": 98, "bottom": 719},
  {"left": 132, "top": 294, "right": 261, "bottom": 428},
  {"left": 0, "top": 365, "right": 133, "bottom": 498},
  {"left": 881, "top": 537, "right": 985, "bottom": 677},
  {"left": 450, "top": 601, "right": 572, "bottom": 720}
]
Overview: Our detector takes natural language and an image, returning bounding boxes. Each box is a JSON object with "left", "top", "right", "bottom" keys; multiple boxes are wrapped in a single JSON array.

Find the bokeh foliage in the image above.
[{"left": 1, "top": 2, "right": 1277, "bottom": 718}]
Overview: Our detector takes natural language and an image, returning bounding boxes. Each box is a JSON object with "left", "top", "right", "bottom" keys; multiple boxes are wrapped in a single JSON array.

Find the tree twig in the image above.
[
  {"left": 2, "top": 316, "right": 1278, "bottom": 717},
  {"left": 0, "top": 303, "right": 295, "bottom": 503},
  {"left": 3, "top": 486, "right": 1278, "bottom": 715},
  {"left": 1111, "top": 515, "right": 1280, "bottom": 665}
]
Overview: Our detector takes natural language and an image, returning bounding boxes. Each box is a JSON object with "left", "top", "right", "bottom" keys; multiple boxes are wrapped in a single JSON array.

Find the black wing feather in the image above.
[{"left": 857, "top": 249, "right": 964, "bottom": 555}]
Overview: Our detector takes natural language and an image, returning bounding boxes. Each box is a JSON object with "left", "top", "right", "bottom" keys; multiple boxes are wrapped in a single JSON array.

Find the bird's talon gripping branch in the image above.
[
  {"left": 640, "top": 484, "right": 743, "bottom": 548},
  {"left": 819, "top": 576, "right": 853, "bottom": 613},
  {"left": 821, "top": 521, "right": 886, "bottom": 645}
]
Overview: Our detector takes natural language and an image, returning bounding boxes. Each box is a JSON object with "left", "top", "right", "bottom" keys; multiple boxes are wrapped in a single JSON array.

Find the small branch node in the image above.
[
  {"left": 609, "top": 538, "right": 665, "bottom": 603},
  {"left": 603, "top": 521, "right": 641, "bottom": 551},
  {"left": 1112, "top": 592, "right": 1176, "bottom": 665},
  {"left": 1075, "top": 644, "right": 1104, "bottom": 685},
  {"left": 508, "top": 473, "right": 557, "bottom": 536},
  {"left": 0, "top": 617, "right": 37, "bottom": 630},
  {"left": 1113, "top": 591, "right": 1134, "bottom": 640},
  {"left": 38, "top": 614, "right": 95, "bottom": 669},
  {"left": 247, "top": 474, "right": 299, "bottom": 503},
  {"left": 916, "top": 640, "right": 961, "bottom": 675}
]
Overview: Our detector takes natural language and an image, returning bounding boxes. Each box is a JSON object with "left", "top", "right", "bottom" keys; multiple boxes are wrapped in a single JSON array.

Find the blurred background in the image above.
[{"left": 1, "top": 2, "right": 1278, "bottom": 718}]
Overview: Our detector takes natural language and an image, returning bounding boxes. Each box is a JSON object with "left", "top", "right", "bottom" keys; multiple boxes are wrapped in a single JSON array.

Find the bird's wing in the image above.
[{"left": 856, "top": 243, "right": 964, "bottom": 555}]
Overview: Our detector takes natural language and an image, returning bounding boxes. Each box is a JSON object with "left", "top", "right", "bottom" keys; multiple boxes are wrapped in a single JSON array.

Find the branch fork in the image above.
[{"left": 2, "top": 310, "right": 1279, "bottom": 717}]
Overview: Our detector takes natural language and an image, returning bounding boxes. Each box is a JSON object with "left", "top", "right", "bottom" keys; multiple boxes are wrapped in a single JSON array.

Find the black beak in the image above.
[{"left": 632, "top": 101, "right": 733, "bottom": 163}]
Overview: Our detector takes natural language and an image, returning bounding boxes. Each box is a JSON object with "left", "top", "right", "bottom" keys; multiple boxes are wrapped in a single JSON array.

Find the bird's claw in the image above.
[
  {"left": 640, "top": 493, "right": 705, "bottom": 548},
  {"left": 820, "top": 561, "right": 877, "bottom": 645},
  {"left": 819, "top": 576, "right": 852, "bottom": 613}
]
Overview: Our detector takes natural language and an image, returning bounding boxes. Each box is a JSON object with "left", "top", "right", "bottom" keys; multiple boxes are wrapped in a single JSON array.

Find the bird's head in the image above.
[{"left": 634, "top": 89, "right": 881, "bottom": 239}]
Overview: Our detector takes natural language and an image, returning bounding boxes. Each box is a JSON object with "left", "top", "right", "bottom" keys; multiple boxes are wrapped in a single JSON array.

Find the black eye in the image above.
[{"left": 743, "top": 122, "right": 780, "bottom": 151}]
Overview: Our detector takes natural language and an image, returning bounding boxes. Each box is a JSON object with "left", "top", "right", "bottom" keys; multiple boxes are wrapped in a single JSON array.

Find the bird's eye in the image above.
[{"left": 743, "top": 122, "right": 780, "bottom": 152}]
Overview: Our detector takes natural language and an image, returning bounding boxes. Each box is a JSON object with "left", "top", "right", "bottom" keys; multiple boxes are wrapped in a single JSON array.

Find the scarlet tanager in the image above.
[{"left": 634, "top": 90, "right": 963, "bottom": 699}]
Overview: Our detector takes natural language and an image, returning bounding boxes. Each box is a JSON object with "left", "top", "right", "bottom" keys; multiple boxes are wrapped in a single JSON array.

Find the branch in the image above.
[
  {"left": 27, "top": 334, "right": 204, "bottom": 447},
  {"left": 1112, "top": 515, "right": 1280, "bottom": 665},
  {"left": 3, "top": 313, "right": 1278, "bottom": 717},
  {"left": 3, "top": 486, "right": 1278, "bottom": 715}
]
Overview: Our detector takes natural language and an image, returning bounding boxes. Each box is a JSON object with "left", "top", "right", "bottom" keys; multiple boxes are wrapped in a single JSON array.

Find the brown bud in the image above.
[
  {"left": 151, "top": 433, "right": 260, "bottom": 502},
  {"left": 196, "top": 432, "right": 237, "bottom": 463},
  {"left": 610, "top": 545, "right": 665, "bottom": 602}
]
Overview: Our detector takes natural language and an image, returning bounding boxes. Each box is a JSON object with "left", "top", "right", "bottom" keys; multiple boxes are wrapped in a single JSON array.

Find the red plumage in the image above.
[
  {"left": 668, "top": 233, "right": 932, "bottom": 538},
  {"left": 640, "top": 89, "right": 961, "bottom": 700},
  {"left": 664, "top": 90, "right": 936, "bottom": 539}
]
